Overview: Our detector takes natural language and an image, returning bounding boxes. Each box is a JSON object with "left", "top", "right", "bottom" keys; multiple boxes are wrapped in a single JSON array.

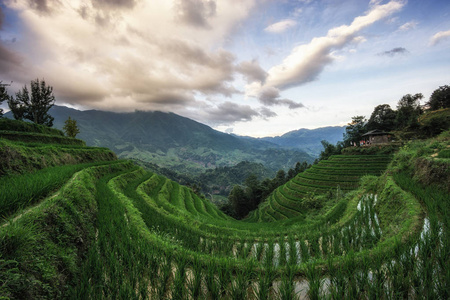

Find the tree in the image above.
[
  {"left": 244, "top": 174, "right": 262, "bottom": 207},
  {"left": 228, "top": 185, "right": 248, "bottom": 219},
  {"left": 343, "top": 116, "right": 367, "bottom": 146},
  {"left": 367, "top": 104, "right": 397, "bottom": 131},
  {"left": 319, "top": 140, "right": 344, "bottom": 161},
  {"left": 63, "top": 117, "right": 80, "bottom": 138},
  {"left": 426, "top": 85, "right": 450, "bottom": 111},
  {"left": 8, "top": 78, "right": 55, "bottom": 126},
  {"left": 396, "top": 93, "right": 423, "bottom": 129}
]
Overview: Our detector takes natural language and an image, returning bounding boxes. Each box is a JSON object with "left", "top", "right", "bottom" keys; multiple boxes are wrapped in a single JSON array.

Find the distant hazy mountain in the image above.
[
  {"left": 261, "top": 126, "right": 346, "bottom": 156},
  {"left": 17, "top": 105, "right": 314, "bottom": 174}
]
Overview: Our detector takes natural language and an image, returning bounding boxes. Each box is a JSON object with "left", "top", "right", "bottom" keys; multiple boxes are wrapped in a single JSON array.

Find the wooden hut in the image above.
[{"left": 361, "top": 129, "right": 391, "bottom": 145}]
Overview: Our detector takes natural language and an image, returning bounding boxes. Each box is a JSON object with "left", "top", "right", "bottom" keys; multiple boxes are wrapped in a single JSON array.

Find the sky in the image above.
[{"left": 0, "top": 0, "right": 449, "bottom": 137}]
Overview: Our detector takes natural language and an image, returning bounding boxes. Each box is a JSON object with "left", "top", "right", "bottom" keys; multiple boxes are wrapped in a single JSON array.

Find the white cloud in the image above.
[
  {"left": 429, "top": 30, "right": 450, "bottom": 46},
  {"left": 398, "top": 21, "right": 418, "bottom": 31},
  {"left": 260, "top": 0, "right": 405, "bottom": 91},
  {"left": 264, "top": 19, "right": 297, "bottom": 34}
]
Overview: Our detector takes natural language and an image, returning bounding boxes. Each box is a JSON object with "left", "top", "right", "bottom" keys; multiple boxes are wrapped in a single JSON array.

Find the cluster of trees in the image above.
[
  {"left": 344, "top": 85, "right": 449, "bottom": 145},
  {"left": 0, "top": 79, "right": 80, "bottom": 138},
  {"left": 226, "top": 161, "right": 310, "bottom": 219}
]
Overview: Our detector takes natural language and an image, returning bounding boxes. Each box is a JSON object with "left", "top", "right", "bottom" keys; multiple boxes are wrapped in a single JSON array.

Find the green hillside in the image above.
[
  {"left": 1, "top": 119, "right": 449, "bottom": 299},
  {"left": 32, "top": 105, "right": 315, "bottom": 174}
]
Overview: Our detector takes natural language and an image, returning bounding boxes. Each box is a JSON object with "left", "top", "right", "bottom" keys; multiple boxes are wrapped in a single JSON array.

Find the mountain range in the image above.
[
  {"left": 261, "top": 126, "right": 345, "bottom": 156},
  {"left": 5, "top": 106, "right": 345, "bottom": 174}
]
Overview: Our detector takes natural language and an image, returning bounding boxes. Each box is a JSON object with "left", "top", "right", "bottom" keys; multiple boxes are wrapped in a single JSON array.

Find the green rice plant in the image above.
[
  {"left": 240, "top": 240, "right": 251, "bottom": 259},
  {"left": 255, "top": 242, "right": 264, "bottom": 262},
  {"left": 355, "top": 255, "right": 370, "bottom": 298},
  {"left": 156, "top": 254, "right": 173, "bottom": 300},
  {"left": 235, "top": 239, "right": 243, "bottom": 258},
  {"left": 321, "top": 234, "right": 329, "bottom": 257},
  {"left": 279, "top": 239, "right": 287, "bottom": 267},
  {"left": 327, "top": 255, "right": 346, "bottom": 300},
  {"left": 187, "top": 259, "right": 203, "bottom": 300},
  {"left": 344, "top": 251, "right": 358, "bottom": 299},
  {"left": 205, "top": 261, "right": 220, "bottom": 300},
  {"left": 305, "top": 260, "right": 322, "bottom": 300},
  {"left": 332, "top": 233, "right": 342, "bottom": 256},
  {"left": 277, "top": 264, "right": 297, "bottom": 300},
  {"left": 310, "top": 235, "right": 321, "bottom": 258},
  {"left": 299, "top": 239, "right": 309, "bottom": 263},
  {"left": 368, "top": 254, "right": 386, "bottom": 300},
  {"left": 231, "top": 260, "right": 255, "bottom": 300},
  {"left": 435, "top": 230, "right": 449, "bottom": 299},
  {"left": 287, "top": 235, "right": 297, "bottom": 265},
  {"left": 255, "top": 269, "right": 275, "bottom": 300},
  {"left": 230, "top": 269, "right": 248, "bottom": 300},
  {"left": 172, "top": 255, "right": 187, "bottom": 300},
  {"left": 264, "top": 239, "right": 275, "bottom": 269},
  {"left": 217, "top": 261, "right": 232, "bottom": 298}
]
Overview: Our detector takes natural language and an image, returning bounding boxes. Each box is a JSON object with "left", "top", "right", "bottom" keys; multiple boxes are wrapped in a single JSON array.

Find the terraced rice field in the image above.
[
  {"left": 1, "top": 152, "right": 448, "bottom": 299},
  {"left": 250, "top": 155, "right": 392, "bottom": 223}
]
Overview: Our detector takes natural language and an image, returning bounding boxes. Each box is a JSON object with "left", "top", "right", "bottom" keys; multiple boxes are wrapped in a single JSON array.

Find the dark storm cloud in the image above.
[
  {"left": 236, "top": 59, "right": 268, "bottom": 83},
  {"left": 377, "top": 47, "right": 409, "bottom": 56},
  {"left": 204, "top": 101, "right": 260, "bottom": 124},
  {"left": 175, "top": 0, "right": 217, "bottom": 29}
]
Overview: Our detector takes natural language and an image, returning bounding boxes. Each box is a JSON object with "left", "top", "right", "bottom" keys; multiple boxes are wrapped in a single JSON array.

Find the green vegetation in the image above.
[
  {"left": 63, "top": 116, "right": 80, "bottom": 138},
  {"left": 33, "top": 105, "right": 315, "bottom": 175},
  {"left": 7, "top": 79, "right": 56, "bottom": 127},
  {"left": 1, "top": 116, "right": 449, "bottom": 299}
]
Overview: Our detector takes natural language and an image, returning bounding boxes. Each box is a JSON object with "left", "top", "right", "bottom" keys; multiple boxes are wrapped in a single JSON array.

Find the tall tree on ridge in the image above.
[
  {"left": 396, "top": 93, "right": 423, "bottom": 129},
  {"left": 8, "top": 78, "right": 55, "bottom": 127},
  {"left": 367, "top": 104, "right": 397, "bottom": 131},
  {"left": 426, "top": 85, "right": 450, "bottom": 110},
  {"left": 343, "top": 115, "right": 367, "bottom": 146}
]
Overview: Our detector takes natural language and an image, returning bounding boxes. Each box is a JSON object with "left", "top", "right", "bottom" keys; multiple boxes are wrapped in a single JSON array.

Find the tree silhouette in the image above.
[
  {"left": 367, "top": 104, "right": 396, "bottom": 131},
  {"left": 8, "top": 79, "right": 55, "bottom": 126},
  {"left": 343, "top": 116, "right": 367, "bottom": 146},
  {"left": 426, "top": 85, "right": 450, "bottom": 110},
  {"left": 396, "top": 93, "right": 423, "bottom": 129}
]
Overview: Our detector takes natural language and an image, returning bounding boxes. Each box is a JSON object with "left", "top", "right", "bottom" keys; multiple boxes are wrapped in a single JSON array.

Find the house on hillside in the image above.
[{"left": 361, "top": 129, "right": 391, "bottom": 145}]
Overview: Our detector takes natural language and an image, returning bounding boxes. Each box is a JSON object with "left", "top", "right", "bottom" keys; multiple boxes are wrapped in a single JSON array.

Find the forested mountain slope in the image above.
[{"left": 13, "top": 106, "right": 315, "bottom": 174}]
